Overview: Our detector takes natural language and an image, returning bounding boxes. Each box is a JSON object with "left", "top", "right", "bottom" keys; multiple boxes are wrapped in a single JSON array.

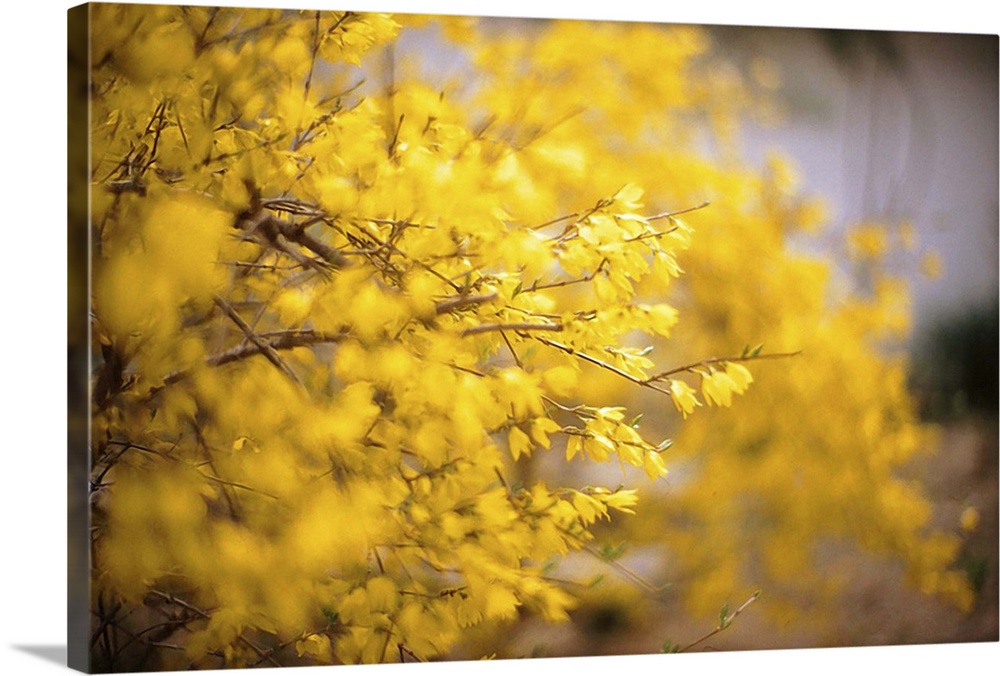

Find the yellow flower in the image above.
[
  {"left": 701, "top": 369, "right": 739, "bottom": 407},
  {"left": 848, "top": 223, "right": 889, "bottom": 260},
  {"left": 669, "top": 379, "right": 701, "bottom": 418},
  {"left": 960, "top": 506, "right": 980, "bottom": 532},
  {"left": 920, "top": 251, "right": 944, "bottom": 280},
  {"left": 725, "top": 362, "right": 754, "bottom": 394}
]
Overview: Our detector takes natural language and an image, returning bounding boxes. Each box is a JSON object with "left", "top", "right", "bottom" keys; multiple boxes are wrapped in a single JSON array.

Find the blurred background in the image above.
[
  {"left": 715, "top": 27, "right": 997, "bottom": 420},
  {"left": 696, "top": 22, "right": 999, "bottom": 652}
]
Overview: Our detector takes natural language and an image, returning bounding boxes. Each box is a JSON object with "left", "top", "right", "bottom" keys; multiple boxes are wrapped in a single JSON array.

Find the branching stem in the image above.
[
  {"left": 461, "top": 321, "right": 563, "bottom": 337},
  {"left": 535, "top": 336, "right": 672, "bottom": 397},
  {"left": 644, "top": 350, "right": 803, "bottom": 383},
  {"left": 679, "top": 590, "right": 761, "bottom": 652}
]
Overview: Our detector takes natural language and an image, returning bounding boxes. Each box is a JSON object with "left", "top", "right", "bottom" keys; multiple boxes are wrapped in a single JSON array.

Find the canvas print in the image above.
[{"left": 67, "top": 3, "right": 998, "bottom": 672}]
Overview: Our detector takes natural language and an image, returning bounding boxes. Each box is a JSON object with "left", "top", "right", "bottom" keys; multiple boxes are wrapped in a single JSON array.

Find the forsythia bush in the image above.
[{"left": 86, "top": 5, "right": 972, "bottom": 669}]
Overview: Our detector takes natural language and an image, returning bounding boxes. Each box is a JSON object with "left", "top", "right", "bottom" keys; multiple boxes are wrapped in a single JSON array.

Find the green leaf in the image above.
[
  {"left": 599, "top": 541, "right": 627, "bottom": 561},
  {"left": 587, "top": 574, "right": 605, "bottom": 588},
  {"left": 321, "top": 607, "right": 339, "bottom": 625},
  {"left": 718, "top": 602, "right": 730, "bottom": 628},
  {"left": 661, "top": 640, "right": 681, "bottom": 654}
]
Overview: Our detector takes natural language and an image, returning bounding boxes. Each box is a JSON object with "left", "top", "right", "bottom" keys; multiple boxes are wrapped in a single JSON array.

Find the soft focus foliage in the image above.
[{"left": 87, "top": 5, "right": 972, "bottom": 669}]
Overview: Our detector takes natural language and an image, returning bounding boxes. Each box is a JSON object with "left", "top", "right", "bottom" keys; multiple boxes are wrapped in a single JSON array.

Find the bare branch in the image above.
[
  {"left": 197, "top": 469, "right": 280, "bottom": 500},
  {"left": 302, "top": 11, "right": 321, "bottom": 103},
  {"left": 149, "top": 591, "right": 282, "bottom": 667},
  {"left": 434, "top": 292, "right": 498, "bottom": 315},
  {"left": 160, "top": 329, "right": 347, "bottom": 387},
  {"left": 500, "top": 329, "right": 523, "bottom": 369},
  {"left": 535, "top": 336, "right": 672, "bottom": 397},
  {"left": 527, "top": 258, "right": 608, "bottom": 293},
  {"left": 644, "top": 350, "right": 803, "bottom": 384},
  {"left": 461, "top": 321, "right": 563, "bottom": 337},
  {"left": 240, "top": 211, "right": 346, "bottom": 270},
  {"left": 679, "top": 590, "right": 761, "bottom": 652},
  {"left": 646, "top": 200, "right": 711, "bottom": 222},
  {"left": 214, "top": 296, "right": 303, "bottom": 386},
  {"left": 581, "top": 542, "right": 672, "bottom": 599}
]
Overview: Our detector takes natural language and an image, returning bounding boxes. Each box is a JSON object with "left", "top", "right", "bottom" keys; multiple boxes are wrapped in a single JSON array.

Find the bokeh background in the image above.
[{"left": 696, "top": 22, "right": 999, "bottom": 652}]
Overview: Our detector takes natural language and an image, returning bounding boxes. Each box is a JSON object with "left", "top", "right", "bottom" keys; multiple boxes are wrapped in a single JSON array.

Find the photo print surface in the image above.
[{"left": 68, "top": 3, "right": 999, "bottom": 672}]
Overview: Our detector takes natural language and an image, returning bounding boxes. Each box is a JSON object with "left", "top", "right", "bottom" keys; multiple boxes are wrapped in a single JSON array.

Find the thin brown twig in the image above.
[
  {"left": 580, "top": 542, "right": 672, "bottom": 599},
  {"left": 646, "top": 200, "right": 711, "bottom": 222},
  {"left": 500, "top": 329, "right": 523, "bottom": 369},
  {"left": 196, "top": 470, "right": 280, "bottom": 500},
  {"left": 511, "top": 105, "right": 586, "bottom": 152},
  {"left": 679, "top": 590, "right": 762, "bottom": 652},
  {"left": 199, "top": 15, "right": 284, "bottom": 49},
  {"left": 91, "top": 441, "right": 169, "bottom": 488},
  {"left": 531, "top": 200, "right": 709, "bottom": 245},
  {"left": 213, "top": 330, "right": 346, "bottom": 362},
  {"left": 214, "top": 296, "right": 303, "bottom": 386},
  {"left": 622, "top": 225, "right": 679, "bottom": 244},
  {"left": 398, "top": 644, "right": 426, "bottom": 663},
  {"left": 434, "top": 292, "right": 498, "bottom": 315},
  {"left": 448, "top": 363, "right": 488, "bottom": 378},
  {"left": 461, "top": 321, "right": 563, "bottom": 337},
  {"left": 301, "top": 11, "right": 322, "bottom": 103},
  {"left": 248, "top": 632, "right": 316, "bottom": 668},
  {"left": 540, "top": 395, "right": 589, "bottom": 416},
  {"left": 529, "top": 195, "right": 613, "bottom": 232},
  {"left": 336, "top": 222, "right": 461, "bottom": 292},
  {"left": 149, "top": 591, "right": 282, "bottom": 667},
  {"left": 644, "top": 350, "right": 803, "bottom": 384},
  {"left": 262, "top": 198, "right": 326, "bottom": 217},
  {"left": 534, "top": 336, "right": 672, "bottom": 397},
  {"left": 107, "top": 614, "right": 201, "bottom": 661},
  {"left": 148, "top": 641, "right": 186, "bottom": 651},
  {"left": 526, "top": 258, "right": 608, "bottom": 293},
  {"left": 388, "top": 114, "right": 405, "bottom": 158},
  {"left": 240, "top": 211, "right": 346, "bottom": 271},
  {"left": 159, "top": 329, "right": 347, "bottom": 388},
  {"left": 194, "top": 6, "right": 220, "bottom": 52},
  {"left": 316, "top": 77, "right": 366, "bottom": 109}
]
